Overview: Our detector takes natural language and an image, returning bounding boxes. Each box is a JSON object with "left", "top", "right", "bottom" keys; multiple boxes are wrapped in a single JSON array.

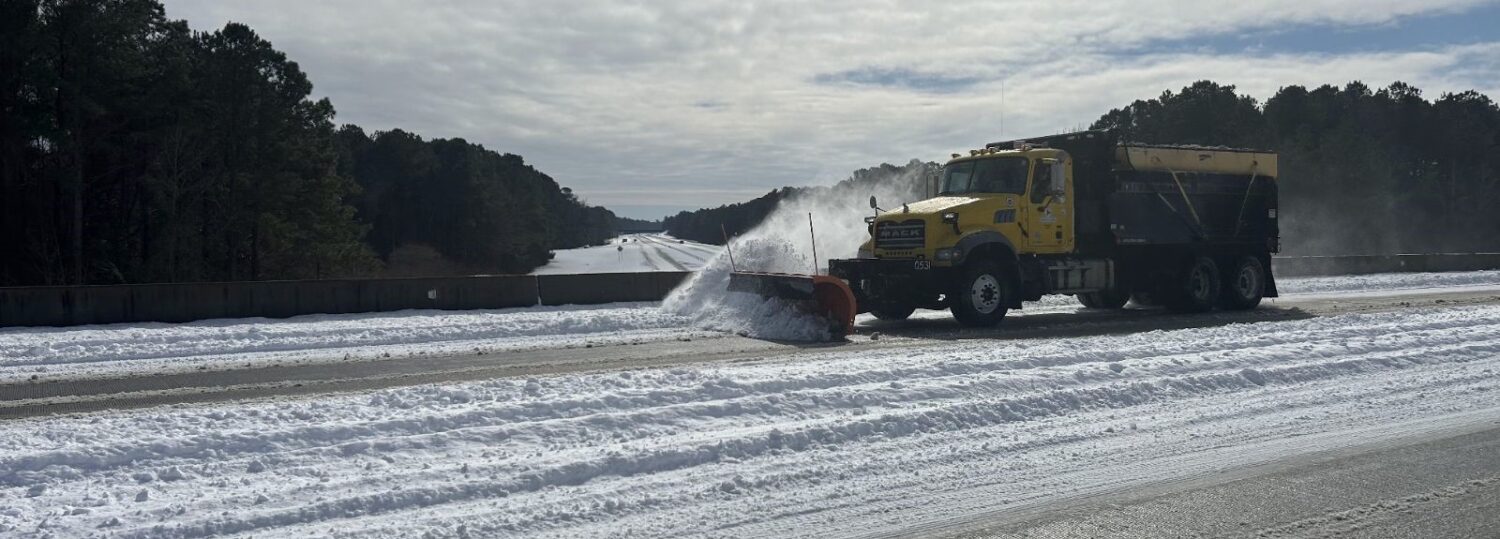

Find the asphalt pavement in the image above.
[{"left": 942, "top": 420, "right": 1500, "bottom": 538}]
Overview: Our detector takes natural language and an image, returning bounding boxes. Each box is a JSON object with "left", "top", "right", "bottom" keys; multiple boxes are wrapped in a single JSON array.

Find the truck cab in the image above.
[{"left": 862, "top": 147, "right": 1074, "bottom": 263}]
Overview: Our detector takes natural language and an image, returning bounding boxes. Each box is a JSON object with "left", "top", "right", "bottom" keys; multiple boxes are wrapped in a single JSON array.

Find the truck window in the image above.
[
  {"left": 940, "top": 157, "right": 1027, "bottom": 195},
  {"left": 939, "top": 161, "right": 976, "bottom": 194},
  {"left": 1030, "top": 160, "right": 1053, "bottom": 203}
]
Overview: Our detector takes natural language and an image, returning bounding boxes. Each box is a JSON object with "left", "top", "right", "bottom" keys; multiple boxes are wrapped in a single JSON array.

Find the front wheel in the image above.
[
  {"left": 951, "top": 260, "right": 1011, "bottom": 327},
  {"left": 1218, "top": 256, "right": 1266, "bottom": 310}
]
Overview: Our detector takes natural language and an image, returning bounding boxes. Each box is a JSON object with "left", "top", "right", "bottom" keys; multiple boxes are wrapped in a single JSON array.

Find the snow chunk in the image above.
[{"left": 156, "top": 466, "right": 186, "bottom": 482}]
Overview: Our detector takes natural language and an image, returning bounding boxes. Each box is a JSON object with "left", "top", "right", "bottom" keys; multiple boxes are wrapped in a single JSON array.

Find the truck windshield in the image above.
[{"left": 939, "top": 157, "right": 1029, "bottom": 195}]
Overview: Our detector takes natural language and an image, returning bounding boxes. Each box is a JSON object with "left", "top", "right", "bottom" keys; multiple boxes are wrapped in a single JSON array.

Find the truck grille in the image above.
[{"left": 875, "top": 220, "right": 925, "bottom": 250}]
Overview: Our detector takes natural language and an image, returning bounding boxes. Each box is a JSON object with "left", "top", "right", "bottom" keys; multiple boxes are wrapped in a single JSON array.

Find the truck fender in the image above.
[
  {"left": 952, "top": 231, "right": 1027, "bottom": 308},
  {"left": 952, "top": 231, "right": 1018, "bottom": 267}
]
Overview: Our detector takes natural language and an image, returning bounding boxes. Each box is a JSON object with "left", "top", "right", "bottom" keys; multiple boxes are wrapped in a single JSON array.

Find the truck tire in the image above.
[
  {"left": 951, "top": 260, "right": 1011, "bottom": 327},
  {"left": 1165, "top": 256, "right": 1220, "bottom": 313},
  {"left": 1078, "top": 290, "right": 1129, "bottom": 309},
  {"left": 870, "top": 304, "right": 916, "bottom": 321},
  {"left": 1218, "top": 255, "right": 1266, "bottom": 310}
]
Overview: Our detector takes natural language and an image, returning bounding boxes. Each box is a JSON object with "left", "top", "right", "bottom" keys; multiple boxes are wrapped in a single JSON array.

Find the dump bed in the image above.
[{"left": 987, "top": 130, "right": 1279, "bottom": 254}]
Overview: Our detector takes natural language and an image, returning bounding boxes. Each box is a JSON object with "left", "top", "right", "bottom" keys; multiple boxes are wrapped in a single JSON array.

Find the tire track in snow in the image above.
[
  {"left": 632, "top": 242, "right": 663, "bottom": 271},
  {"left": 635, "top": 235, "right": 716, "bottom": 265},
  {"left": 635, "top": 238, "right": 690, "bottom": 271},
  {"left": 14, "top": 323, "right": 1497, "bottom": 488}
]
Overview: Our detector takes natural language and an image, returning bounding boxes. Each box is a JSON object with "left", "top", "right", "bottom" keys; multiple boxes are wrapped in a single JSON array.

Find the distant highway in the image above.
[{"left": 530, "top": 233, "right": 719, "bottom": 274}]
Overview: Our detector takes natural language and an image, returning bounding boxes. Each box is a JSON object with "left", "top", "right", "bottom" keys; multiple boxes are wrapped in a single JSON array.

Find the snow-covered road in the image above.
[
  {"left": 3, "top": 302, "right": 1499, "bottom": 537},
  {"left": 4, "top": 270, "right": 1500, "bottom": 379},
  {"left": 3, "top": 272, "right": 1500, "bottom": 537}
]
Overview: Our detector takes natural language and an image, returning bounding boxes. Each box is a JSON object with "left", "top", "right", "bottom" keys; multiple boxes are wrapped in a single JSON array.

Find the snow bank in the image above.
[
  {"left": 0, "top": 303, "right": 697, "bottom": 378},
  {"left": 1277, "top": 269, "right": 1500, "bottom": 296},
  {"left": 4, "top": 304, "right": 1500, "bottom": 537}
]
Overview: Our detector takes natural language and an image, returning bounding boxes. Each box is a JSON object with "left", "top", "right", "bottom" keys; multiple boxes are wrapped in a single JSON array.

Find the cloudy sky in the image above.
[{"left": 161, "top": 0, "right": 1500, "bottom": 219}]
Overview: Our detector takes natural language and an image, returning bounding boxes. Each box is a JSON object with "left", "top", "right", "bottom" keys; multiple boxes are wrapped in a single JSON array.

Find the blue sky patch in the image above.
[
  {"left": 814, "top": 67, "right": 982, "bottom": 93},
  {"left": 1148, "top": 3, "right": 1500, "bottom": 56}
]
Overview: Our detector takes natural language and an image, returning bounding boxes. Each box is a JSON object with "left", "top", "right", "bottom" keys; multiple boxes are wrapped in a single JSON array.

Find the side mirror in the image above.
[{"left": 869, "top": 195, "right": 878, "bottom": 209}]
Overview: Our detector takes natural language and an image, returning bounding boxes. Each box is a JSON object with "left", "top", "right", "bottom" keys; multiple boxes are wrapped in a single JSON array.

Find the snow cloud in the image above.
[{"left": 161, "top": 0, "right": 1500, "bottom": 218}]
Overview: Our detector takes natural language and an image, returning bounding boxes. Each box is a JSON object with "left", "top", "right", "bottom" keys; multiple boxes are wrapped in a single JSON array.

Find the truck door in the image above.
[{"left": 1025, "top": 157, "right": 1073, "bottom": 253}]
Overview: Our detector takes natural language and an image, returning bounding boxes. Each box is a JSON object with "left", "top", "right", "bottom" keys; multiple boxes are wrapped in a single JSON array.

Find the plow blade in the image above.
[{"left": 727, "top": 272, "right": 857, "bottom": 336}]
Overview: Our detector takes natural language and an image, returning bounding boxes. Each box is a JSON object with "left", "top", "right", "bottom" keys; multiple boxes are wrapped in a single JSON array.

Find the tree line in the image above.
[
  {"left": 670, "top": 81, "right": 1500, "bottom": 256},
  {"left": 0, "top": 0, "right": 634, "bottom": 286},
  {"left": 333, "top": 127, "right": 623, "bottom": 274}
]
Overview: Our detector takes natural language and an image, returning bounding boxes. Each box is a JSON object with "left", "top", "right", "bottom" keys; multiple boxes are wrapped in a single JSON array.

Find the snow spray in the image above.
[{"left": 663, "top": 162, "right": 932, "bottom": 340}]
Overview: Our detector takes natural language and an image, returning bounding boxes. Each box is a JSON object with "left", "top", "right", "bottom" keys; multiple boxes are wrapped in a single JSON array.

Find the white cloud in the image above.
[{"left": 162, "top": 0, "right": 1500, "bottom": 218}]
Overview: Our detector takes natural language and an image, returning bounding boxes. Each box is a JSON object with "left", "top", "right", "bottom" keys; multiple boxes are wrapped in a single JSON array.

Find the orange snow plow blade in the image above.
[{"left": 727, "top": 272, "right": 857, "bottom": 336}]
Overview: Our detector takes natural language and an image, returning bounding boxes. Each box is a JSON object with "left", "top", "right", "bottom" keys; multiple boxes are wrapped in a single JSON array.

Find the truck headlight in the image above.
[{"left": 934, "top": 247, "right": 962, "bottom": 261}]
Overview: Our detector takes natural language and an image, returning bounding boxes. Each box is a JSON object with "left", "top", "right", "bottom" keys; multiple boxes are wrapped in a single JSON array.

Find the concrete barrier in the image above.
[
  {"left": 5, "top": 253, "right": 1500, "bottom": 328},
  {"left": 1271, "top": 253, "right": 1500, "bottom": 277},
  {"left": 0, "top": 275, "right": 542, "bottom": 327},
  {"left": 537, "top": 272, "right": 691, "bottom": 306}
]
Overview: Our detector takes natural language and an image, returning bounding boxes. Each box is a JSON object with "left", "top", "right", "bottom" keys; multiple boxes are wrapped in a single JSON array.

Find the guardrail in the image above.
[{"left": 3, "top": 253, "right": 1499, "bottom": 328}]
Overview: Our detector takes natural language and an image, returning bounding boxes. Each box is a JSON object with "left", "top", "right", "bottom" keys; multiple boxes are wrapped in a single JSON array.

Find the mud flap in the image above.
[{"left": 727, "top": 272, "right": 857, "bottom": 337}]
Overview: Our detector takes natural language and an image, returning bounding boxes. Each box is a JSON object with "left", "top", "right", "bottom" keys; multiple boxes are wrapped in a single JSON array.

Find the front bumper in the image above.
[{"left": 828, "top": 258, "right": 953, "bottom": 310}]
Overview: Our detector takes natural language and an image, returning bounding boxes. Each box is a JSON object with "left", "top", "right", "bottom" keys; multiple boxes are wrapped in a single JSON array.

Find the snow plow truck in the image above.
[{"left": 827, "top": 129, "right": 1280, "bottom": 327}]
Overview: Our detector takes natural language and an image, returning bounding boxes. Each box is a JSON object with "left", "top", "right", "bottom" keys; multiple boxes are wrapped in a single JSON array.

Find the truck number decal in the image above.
[{"left": 914, "top": 261, "right": 932, "bottom": 270}]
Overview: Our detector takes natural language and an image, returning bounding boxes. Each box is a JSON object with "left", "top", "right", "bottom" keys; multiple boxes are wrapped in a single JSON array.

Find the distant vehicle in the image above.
[{"left": 828, "top": 129, "right": 1279, "bottom": 326}]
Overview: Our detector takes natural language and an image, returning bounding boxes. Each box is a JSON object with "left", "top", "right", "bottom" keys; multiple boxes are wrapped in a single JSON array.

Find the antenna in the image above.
[
  {"left": 720, "top": 224, "right": 738, "bottom": 272},
  {"left": 807, "top": 213, "right": 819, "bottom": 275},
  {"left": 999, "top": 79, "right": 1005, "bottom": 140}
]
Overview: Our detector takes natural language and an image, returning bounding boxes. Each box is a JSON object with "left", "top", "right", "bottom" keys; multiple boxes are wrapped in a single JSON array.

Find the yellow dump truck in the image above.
[{"left": 828, "top": 129, "right": 1279, "bottom": 326}]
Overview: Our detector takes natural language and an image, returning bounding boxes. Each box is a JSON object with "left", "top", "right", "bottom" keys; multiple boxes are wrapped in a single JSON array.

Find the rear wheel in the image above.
[
  {"left": 1218, "top": 256, "right": 1266, "bottom": 310},
  {"left": 869, "top": 304, "right": 916, "bottom": 321},
  {"left": 951, "top": 260, "right": 1011, "bottom": 327},
  {"left": 1078, "top": 290, "right": 1129, "bottom": 309},
  {"left": 1165, "top": 256, "right": 1220, "bottom": 313}
]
